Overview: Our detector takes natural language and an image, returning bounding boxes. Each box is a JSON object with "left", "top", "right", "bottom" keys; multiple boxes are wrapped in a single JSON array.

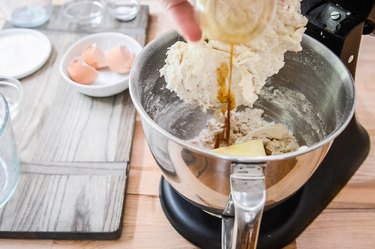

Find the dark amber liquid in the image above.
[{"left": 214, "top": 44, "right": 235, "bottom": 148}]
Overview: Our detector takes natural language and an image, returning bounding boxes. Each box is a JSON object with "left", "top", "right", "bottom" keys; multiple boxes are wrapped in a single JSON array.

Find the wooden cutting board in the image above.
[{"left": 0, "top": 5, "right": 149, "bottom": 240}]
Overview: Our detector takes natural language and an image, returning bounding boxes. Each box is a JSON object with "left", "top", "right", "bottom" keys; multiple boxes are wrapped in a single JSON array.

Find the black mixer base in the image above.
[
  {"left": 159, "top": 177, "right": 222, "bottom": 249},
  {"left": 159, "top": 177, "right": 304, "bottom": 249}
]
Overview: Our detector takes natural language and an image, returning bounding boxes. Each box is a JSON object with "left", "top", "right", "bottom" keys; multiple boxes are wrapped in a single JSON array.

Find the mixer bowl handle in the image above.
[{"left": 222, "top": 164, "right": 266, "bottom": 249}]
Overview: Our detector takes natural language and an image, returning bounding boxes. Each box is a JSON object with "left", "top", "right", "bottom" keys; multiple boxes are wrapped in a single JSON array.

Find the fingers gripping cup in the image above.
[{"left": 0, "top": 94, "right": 20, "bottom": 208}]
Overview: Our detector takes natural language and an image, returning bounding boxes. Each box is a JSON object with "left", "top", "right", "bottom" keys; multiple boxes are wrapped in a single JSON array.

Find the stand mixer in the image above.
[{"left": 130, "top": 1, "right": 375, "bottom": 248}]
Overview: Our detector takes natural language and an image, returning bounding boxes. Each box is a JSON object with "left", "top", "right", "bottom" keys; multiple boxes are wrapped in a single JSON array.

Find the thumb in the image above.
[{"left": 161, "top": 0, "right": 202, "bottom": 42}]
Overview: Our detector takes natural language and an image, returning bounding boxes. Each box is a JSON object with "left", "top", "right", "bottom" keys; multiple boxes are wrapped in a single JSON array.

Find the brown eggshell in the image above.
[
  {"left": 67, "top": 57, "right": 98, "bottom": 84},
  {"left": 106, "top": 45, "right": 135, "bottom": 74},
  {"left": 81, "top": 43, "right": 107, "bottom": 69}
]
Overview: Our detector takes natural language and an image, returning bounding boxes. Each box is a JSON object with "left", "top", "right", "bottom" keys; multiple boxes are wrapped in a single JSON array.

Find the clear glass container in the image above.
[
  {"left": 0, "top": 76, "right": 23, "bottom": 120},
  {"left": 61, "top": 0, "right": 105, "bottom": 28},
  {"left": 0, "top": 0, "right": 52, "bottom": 28},
  {"left": 0, "top": 94, "right": 20, "bottom": 208},
  {"left": 193, "top": 0, "right": 276, "bottom": 44},
  {"left": 106, "top": 0, "right": 140, "bottom": 21}
]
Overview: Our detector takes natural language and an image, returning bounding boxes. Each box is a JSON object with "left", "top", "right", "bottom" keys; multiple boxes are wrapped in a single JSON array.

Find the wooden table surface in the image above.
[{"left": 1, "top": 1, "right": 375, "bottom": 248}]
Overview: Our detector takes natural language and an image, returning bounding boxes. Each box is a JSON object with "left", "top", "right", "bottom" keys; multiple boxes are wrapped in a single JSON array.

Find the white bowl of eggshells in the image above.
[{"left": 60, "top": 32, "right": 142, "bottom": 97}]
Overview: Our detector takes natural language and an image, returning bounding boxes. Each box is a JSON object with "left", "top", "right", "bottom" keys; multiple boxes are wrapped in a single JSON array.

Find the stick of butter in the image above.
[{"left": 213, "top": 140, "right": 266, "bottom": 156}]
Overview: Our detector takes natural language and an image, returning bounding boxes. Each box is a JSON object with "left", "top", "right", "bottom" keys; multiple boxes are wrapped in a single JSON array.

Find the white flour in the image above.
[
  {"left": 160, "top": 0, "right": 308, "bottom": 152},
  {"left": 160, "top": 0, "right": 307, "bottom": 111}
]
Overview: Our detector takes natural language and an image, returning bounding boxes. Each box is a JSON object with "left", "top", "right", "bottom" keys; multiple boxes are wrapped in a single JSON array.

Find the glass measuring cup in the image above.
[
  {"left": 193, "top": 0, "right": 276, "bottom": 44},
  {"left": 0, "top": 94, "right": 20, "bottom": 208}
]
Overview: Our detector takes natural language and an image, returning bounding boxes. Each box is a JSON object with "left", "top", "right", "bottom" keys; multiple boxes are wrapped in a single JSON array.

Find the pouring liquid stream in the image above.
[
  {"left": 214, "top": 43, "right": 235, "bottom": 148},
  {"left": 198, "top": 0, "right": 276, "bottom": 149}
]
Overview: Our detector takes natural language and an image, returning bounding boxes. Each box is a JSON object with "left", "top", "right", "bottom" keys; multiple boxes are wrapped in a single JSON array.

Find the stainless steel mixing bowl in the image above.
[{"left": 129, "top": 31, "right": 355, "bottom": 248}]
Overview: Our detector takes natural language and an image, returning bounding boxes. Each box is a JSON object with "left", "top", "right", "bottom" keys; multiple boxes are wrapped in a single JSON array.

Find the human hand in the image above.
[{"left": 161, "top": 0, "right": 202, "bottom": 42}]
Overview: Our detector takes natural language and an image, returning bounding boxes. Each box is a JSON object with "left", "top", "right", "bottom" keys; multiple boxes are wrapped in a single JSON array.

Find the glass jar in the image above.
[
  {"left": 106, "top": 0, "right": 140, "bottom": 21},
  {"left": 0, "top": 0, "right": 52, "bottom": 28},
  {"left": 0, "top": 93, "right": 20, "bottom": 208}
]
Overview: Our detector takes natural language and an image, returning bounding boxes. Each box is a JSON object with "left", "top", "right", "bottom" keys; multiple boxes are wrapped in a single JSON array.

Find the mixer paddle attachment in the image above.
[{"left": 222, "top": 164, "right": 266, "bottom": 249}]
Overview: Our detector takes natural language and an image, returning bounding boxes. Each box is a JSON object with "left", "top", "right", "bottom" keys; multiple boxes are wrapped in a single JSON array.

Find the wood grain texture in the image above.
[
  {"left": 0, "top": 162, "right": 126, "bottom": 238},
  {"left": 0, "top": 4, "right": 149, "bottom": 239}
]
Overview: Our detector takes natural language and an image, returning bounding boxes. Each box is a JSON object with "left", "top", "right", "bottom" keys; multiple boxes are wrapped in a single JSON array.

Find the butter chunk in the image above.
[{"left": 213, "top": 140, "right": 266, "bottom": 157}]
